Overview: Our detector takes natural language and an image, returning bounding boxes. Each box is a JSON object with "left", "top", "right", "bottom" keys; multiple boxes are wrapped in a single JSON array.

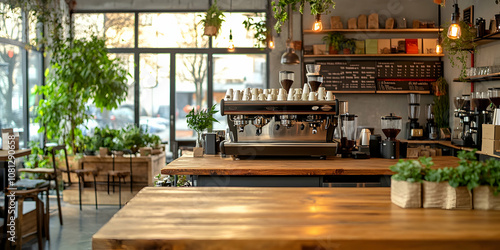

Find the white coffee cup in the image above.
[
  {"left": 317, "top": 87, "right": 326, "bottom": 97},
  {"left": 267, "top": 93, "right": 275, "bottom": 101},
  {"left": 263, "top": 89, "right": 270, "bottom": 95},
  {"left": 233, "top": 90, "right": 241, "bottom": 101},
  {"left": 301, "top": 92, "right": 309, "bottom": 101},
  {"left": 294, "top": 93, "right": 301, "bottom": 101},
  {"left": 277, "top": 93, "right": 285, "bottom": 101},
  {"left": 251, "top": 94, "right": 258, "bottom": 101},
  {"left": 295, "top": 88, "right": 302, "bottom": 95},
  {"left": 258, "top": 93, "right": 266, "bottom": 101},
  {"left": 242, "top": 94, "right": 250, "bottom": 101},
  {"left": 279, "top": 88, "right": 286, "bottom": 96},
  {"left": 225, "top": 89, "right": 233, "bottom": 99},
  {"left": 326, "top": 91, "right": 335, "bottom": 101},
  {"left": 287, "top": 90, "right": 294, "bottom": 101},
  {"left": 251, "top": 88, "right": 259, "bottom": 96},
  {"left": 271, "top": 88, "right": 279, "bottom": 96},
  {"left": 308, "top": 92, "right": 317, "bottom": 101},
  {"left": 303, "top": 84, "right": 310, "bottom": 95}
]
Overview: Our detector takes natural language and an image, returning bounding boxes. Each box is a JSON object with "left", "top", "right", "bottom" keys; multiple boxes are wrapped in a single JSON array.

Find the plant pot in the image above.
[
  {"left": 151, "top": 149, "right": 163, "bottom": 155},
  {"left": 83, "top": 150, "right": 96, "bottom": 156},
  {"left": 422, "top": 181, "right": 447, "bottom": 208},
  {"left": 391, "top": 180, "right": 421, "bottom": 208},
  {"left": 193, "top": 147, "right": 204, "bottom": 157},
  {"left": 329, "top": 47, "right": 338, "bottom": 54},
  {"left": 444, "top": 185, "right": 472, "bottom": 210},
  {"left": 343, "top": 48, "right": 351, "bottom": 54},
  {"left": 473, "top": 186, "right": 500, "bottom": 210},
  {"left": 139, "top": 147, "right": 152, "bottom": 157},
  {"left": 99, "top": 147, "right": 109, "bottom": 157},
  {"left": 204, "top": 25, "right": 218, "bottom": 36}
]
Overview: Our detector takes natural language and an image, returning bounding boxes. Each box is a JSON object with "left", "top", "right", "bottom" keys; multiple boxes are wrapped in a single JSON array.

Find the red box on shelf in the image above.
[{"left": 405, "top": 39, "right": 419, "bottom": 54}]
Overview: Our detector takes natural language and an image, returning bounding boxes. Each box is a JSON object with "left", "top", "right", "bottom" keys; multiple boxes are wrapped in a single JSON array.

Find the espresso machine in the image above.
[
  {"left": 406, "top": 94, "right": 424, "bottom": 140},
  {"left": 381, "top": 113, "right": 403, "bottom": 159},
  {"left": 452, "top": 94, "right": 474, "bottom": 147},
  {"left": 426, "top": 104, "right": 438, "bottom": 140},
  {"left": 452, "top": 96, "right": 465, "bottom": 142},
  {"left": 471, "top": 91, "right": 492, "bottom": 150}
]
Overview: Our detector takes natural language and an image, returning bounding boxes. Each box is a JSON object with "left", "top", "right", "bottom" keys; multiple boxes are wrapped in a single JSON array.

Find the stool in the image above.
[
  {"left": 6, "top": 187, "right": 49, "bottom": 250},
  {"left": 107, "top": 152, "right": 133, "bottom": 208},
  {"left": 74, "top": 169, "right": 99, "bottom": 210}
]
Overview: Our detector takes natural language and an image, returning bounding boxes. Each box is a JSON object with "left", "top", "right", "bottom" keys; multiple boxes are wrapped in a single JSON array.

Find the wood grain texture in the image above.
[
  {"left": 92, "top": 187, "right": 500, "bottom": 250},
  {"left": 161, "top": 155, "right": 458, "bottom": 176},
  {"left": 0, "top": 149, "right": 31, "bottom": 161}
]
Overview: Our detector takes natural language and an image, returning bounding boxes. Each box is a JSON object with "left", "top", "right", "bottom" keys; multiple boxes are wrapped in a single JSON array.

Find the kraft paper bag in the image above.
[
  {"left": 444, "top": 185, "right": 472, "bottom": 210},
  {"left": 391, "top": 180, "right": 421, "bottom": 208},
  {"left": 423, "top": 181, "right": 447, "bottom": 208},
  {"left": 473, "top": 186, "right": 500, "bottom": 210}
]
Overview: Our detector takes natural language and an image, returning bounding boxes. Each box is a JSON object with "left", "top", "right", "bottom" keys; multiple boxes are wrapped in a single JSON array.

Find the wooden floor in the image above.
[{"left": 93, "top": 187, "right": 500, "bottom": 250}]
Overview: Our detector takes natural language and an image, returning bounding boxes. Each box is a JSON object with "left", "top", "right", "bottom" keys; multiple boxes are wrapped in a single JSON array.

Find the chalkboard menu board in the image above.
[
  {"left": 316, "top": 60, "right": 442, "bottom": 93},
  {"left": 317, "top": 61, "right": 377, "bottom": 92}
]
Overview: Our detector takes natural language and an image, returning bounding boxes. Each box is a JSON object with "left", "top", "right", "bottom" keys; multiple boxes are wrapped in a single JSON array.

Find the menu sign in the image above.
[
  {"left": 317, "top": 61, "right": 376, "bottom": 92},
  {"left": 316, "top": 60, "right": 442, "bottom": 93}
]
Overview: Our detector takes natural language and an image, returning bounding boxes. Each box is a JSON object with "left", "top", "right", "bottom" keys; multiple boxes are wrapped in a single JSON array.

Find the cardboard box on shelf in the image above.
[
  {"left": 482, "top": 139, "right": 500, "bottom": 155},
  {"left": 422, "top": 38, "right": 437, "bottom": 54},
  {"left": 355, "top": 40, "right": 365, "bottom": 54},
  {"left": 313, "top": 44, "right": 327, "bottom": 55},
  {"left": 391, "top": 38, "right": 405, "bottom": 53},
  {"left": 378, "top": 39, "right": 391, "bottom": 54},
  {"left": 405, "top": 39, "right": 422, "bottom": 54},
  {"left": 482, "top": 124, "right": 500, "bottom": 140},
  {"left": 365, "top": 39, "right": 378, "bottom": 54}
]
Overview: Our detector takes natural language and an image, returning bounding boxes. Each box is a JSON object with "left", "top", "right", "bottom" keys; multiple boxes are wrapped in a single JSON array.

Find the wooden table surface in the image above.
[
  {"left": 0, "top": 149, "right": 31, "bottom": 161},
  {"left": 92, "top": 187, "right": 500, "bottom": 250},
  {"left": 162, "top": 155, "right": 459, "bottom": 176}
]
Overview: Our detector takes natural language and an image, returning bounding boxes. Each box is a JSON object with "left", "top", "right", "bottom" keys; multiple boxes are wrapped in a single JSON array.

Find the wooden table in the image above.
[
  {"left": 93, "top": 187, "right": 500, "bottom": 250},
  {"left": 161, "top": 155, "right": 459, "bottom": 187}
]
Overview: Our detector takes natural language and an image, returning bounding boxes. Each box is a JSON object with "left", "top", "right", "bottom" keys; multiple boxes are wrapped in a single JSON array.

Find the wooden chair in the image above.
[
  {"left": 5, "top": 187, "right": 49, "bottom": 250},
  {"left": 107, "top": 150, "right": 133, "bottom": 208}
]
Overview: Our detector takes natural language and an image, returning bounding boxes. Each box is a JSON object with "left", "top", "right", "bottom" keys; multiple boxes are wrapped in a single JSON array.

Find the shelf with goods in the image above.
[
  {"left": 473, "top": 31, "right": 500, "bottom": 46},
  {"left": 453, "top": 72, "right": 500, "bottom": 83},
  {"left": 303, "top": 28, "right": 443, "bottom": 34},
  {"left": 304, "top": 54, "right": 444, "bottom": 58}
]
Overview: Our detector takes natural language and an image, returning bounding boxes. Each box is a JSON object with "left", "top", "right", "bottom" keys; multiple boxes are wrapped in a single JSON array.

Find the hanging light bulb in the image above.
[
  {"left": 268, "top": 35, "right": 275, "bottom": 49},
  {"left": 312, "top": 14, "right": 323, "bottom": 32},
  {"left": 447, "top": 1, "right": 461, "bottom": 39},
  {"left": 436, "top": 43, "right": 442, "bottom": 54},
  {"left": 228, "top": 29, "right": 235, "bottom": 52}
]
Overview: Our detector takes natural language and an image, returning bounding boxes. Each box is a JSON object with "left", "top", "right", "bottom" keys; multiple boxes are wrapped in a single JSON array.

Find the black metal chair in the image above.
[{"left": 107, "top": 150, "right": 133, "bottom": 208}]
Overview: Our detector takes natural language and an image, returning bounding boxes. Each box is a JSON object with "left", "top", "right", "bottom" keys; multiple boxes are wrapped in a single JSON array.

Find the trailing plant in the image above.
[
  {"left": 199, "top": 0, "right": 225, "bottom": 37},
  {"left": 35, "top": 35, "right": 130, "bottom": 153},
  {"left": 271, "top": 0, "right": 336, "bottom": 33},
  {"left": 390, "top": 157, "right": 433, "bottom": 183},
  {"left": 322, "top": 32, "right": 344, "bottom": 52},
  {"left": 432, "top": 77, "right": 450, "bottom": 129},
  {"left": 441, "top": 21, "right": 477, "bottom": 81},
  {"left": 186, "top": 104, "right": 219, "bottom": 147},
  {"left": 243, "top": 17, "right": 269, "bottom": 48}
]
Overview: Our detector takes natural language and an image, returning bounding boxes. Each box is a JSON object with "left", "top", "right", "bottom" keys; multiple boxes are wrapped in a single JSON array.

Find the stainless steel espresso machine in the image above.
[{"left": 220, "top": 99, "right": 339, "bottom": 158}]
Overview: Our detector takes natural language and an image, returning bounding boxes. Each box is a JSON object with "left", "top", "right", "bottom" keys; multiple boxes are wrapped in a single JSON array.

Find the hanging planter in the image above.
[
  {"left": 272, "top": 0, "right": 336, "bottom": 33},
  {"left": 200, "top": 0, "right": 225, "bottom": 37}
]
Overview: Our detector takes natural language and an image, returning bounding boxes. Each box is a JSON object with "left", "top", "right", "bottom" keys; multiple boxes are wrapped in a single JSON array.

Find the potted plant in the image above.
[
  {"left": 36, "top": 35, "right": 130, "bottom": 154},
  {"left": 186, "top": 104, "right": 219, "bottom": 157},
  {"left": 473, "top": 158, "right": 500, "bottom": 210},
  {"left": 200, "top": 0, "right": 225, "bottom": 37},
  {"left": 445, "top": 150, "right": 480, "bottom": 209},
  {"left": 322, "top": 32, "right": 344, "bottom": 54},
  {"left": 271, "top": 0, "right": 335, "bottom": 33},
  {"left": 389, "top": 157, "right": 428, "bottom": 208},
  {"left": 149, "top": 134, "right": 164, "bottom": 155},
  {"left": 81, "top": 135, "right": 98, "bottom": 156},
  {"left": 423, "top": 166, "right": 453, "bottom": 208},
  {"left": 121, "top": 125, "right": 146, "bottom": 154},
  {"left": 243, "top": 16, "right": 269, "bottom": 49},
  {"left": 432, "top": 77, "right": 450, "bottom": 138},
  {"left": 441, "top": 21, "right": 477, "bottom": 81},
  {"left": 342, "top": 39, "right": 356, "bottom": 54}
]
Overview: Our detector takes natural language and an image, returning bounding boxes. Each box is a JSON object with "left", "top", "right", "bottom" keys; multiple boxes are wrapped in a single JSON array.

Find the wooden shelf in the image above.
[
  {"left": 474, "top": 31, "right": 500, "bottom": 46},
  {"left": 453, "top": 72, "right": 500, "bottom": 82},
  {"left": 303, "top": 28, "right": 443, "bottom": 34},
  {"left": 304, "top": 54, "right": 444, "bottom": 58},
  {"left": 376, "top": 90, "right": 431, "bottom": 94}
]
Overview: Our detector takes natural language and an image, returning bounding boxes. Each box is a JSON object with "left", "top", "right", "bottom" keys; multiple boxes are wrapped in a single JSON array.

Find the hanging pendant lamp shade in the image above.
[{"left": 281, "top": 6, "right": 300, "bottom": 65}]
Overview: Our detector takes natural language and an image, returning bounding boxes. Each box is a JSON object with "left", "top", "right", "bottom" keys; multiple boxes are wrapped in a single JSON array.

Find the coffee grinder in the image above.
[
  {"left": 426, "top": 103, "right": 438, "bottom": 140},
  {"left": 406, "top": 94, "right": 424, "bottom": 140},
  {"left": 381, "top": 113, "right": 402, "bottom": 159},
  {"left": 339, "top": 112, "right": 358, "bottom": 158},
  {"left": 472, "top": 91, "right": 492, "bottom": 150},
  {"left": 452, "top": 96, "right": 465, "bottom": 142},
  {"left": 453, "top": 94, "right": 474, "bottom": 147}
]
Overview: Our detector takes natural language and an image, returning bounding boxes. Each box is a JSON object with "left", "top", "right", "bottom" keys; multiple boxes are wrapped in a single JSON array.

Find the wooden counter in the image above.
[
  {"left": 92, "top": 187, "right": 500, "bottom": 250},
  {"left": 161, "top": 155, "right": 458, "bottom": 187},
  {"left": 162, "top": 155, "right": 458, "bottom": 176}
]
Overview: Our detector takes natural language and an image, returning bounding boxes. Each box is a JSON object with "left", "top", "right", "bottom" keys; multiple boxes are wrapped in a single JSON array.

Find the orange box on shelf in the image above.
[{"left": 405, "top": 39, "right": 419, "bottom": 54}]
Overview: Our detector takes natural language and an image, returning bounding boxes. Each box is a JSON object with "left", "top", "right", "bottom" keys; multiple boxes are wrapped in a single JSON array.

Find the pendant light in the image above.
[
  {"left": 281, "top": 5, "right": 300, "bottom": 65},
  {"left": 312, "top": 14, "right": 323, "bottom": 32},
  {"left": 447, "top": 0, "right": 461, "bottom": 39},
  {"left": 227, "top": 0, "right": 235, "bottom": 52},
  {"left": 228, "top": 29, "right": 235, "bottom": 52},
  {"left": 268, "top": 34, "right": 275, "bottom": 49}
]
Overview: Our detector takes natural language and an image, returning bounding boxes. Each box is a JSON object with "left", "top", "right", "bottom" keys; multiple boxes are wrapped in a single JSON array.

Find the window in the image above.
[
  {"left": 28, "top": 51, "right": 42, "bottom": 142},
  {"left": 0, "top": 3, "right": 22, "bottom": 41},
  {"left": 73, "top": 13, "right": 135, "bottom": 48}
]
